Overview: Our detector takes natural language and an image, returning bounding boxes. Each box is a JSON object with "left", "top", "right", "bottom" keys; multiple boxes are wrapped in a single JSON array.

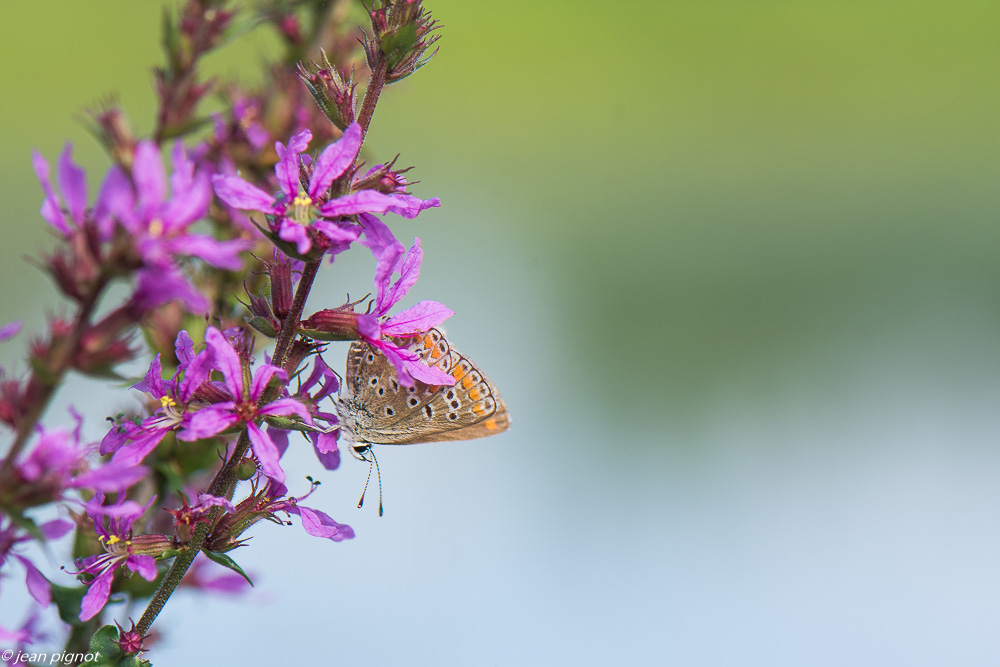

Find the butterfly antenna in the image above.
[
  {"left": 355, "top": 448, "right": 385, "bottom": 517},
  {"left": 357, "top": 455, "right": 373, "bottom": 510},
  {"left": 373, "top": 449, "right": 384, "bottom": 517}
]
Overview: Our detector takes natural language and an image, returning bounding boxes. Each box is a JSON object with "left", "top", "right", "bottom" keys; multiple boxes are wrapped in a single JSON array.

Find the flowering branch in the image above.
[{"left": 1, "top": 1, "right": 449, "bottom": 661}]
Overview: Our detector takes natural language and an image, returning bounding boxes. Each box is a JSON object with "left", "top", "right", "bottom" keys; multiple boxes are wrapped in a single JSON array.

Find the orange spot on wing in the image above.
[
  {"left": 462, "top": 375, "right": 475, "bottom": 389},
  {"left": 469, "top": 387, "right": 482, "bottom": 401},
  {"left": 472, "top": 403, "right": 486, "bottom": 416},
  {"left": 484, "top": 418, "right": 498, "bottom": 431},
  {"left": 422, "top": 334, "right": 434, "bottom": 349},
  {"left": 430, "top": 346, "right": 444, "bottom": 360},
  {"left": 451, "top": 365, "right": 467, "bottom": 381}
]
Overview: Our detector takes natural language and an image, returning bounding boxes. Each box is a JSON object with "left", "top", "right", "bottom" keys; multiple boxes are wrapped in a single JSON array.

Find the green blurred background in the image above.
[{"left": 2, "top": 2, "right": 1000, "bottom": 665}]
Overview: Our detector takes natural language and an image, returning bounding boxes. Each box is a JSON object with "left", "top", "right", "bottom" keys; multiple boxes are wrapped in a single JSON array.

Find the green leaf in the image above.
[
  {"left": 202, "top": 550, "right": 254, "bottom": 587},
  {"left": 246, "top": 315, "right": 278, "bottom": 338},
  {"left": 87, "top": 625, "right": 123, "bottom": 662},
  {"left": 50, "top": 582, "right": 88, "bottom": 626}
]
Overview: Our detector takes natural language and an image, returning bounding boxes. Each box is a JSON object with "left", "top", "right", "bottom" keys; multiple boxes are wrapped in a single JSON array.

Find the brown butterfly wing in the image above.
[{"left": 341, "top": 328, "right": 510, "bottom": 445}]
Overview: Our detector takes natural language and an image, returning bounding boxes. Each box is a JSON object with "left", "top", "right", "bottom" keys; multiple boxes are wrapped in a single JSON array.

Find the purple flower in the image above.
[
  {"left": 182, "top": 328, "right": 313, "bottom": 483},
  {"left": 32, "top": 144, "right": 88, "bottom": 236},
  {"left": 4, "top": 417, "right": 148, "bottom": 507},
  {"left": 180, "top": 556, "right": 252, "bottom": 594},
  {"left": 0, "top": 517, "right": 73, "bottom": 607},
  {"left": 74, "top": 494, "right": 168, "bottom": 621},
  {"left": 98, "top": 141, "right": 249, "bottom": 265},
  {"left": 271, "top": 355, "right": 342, "bottom": 470},
  {"left": 0, "top": 610, "right": 45, "bottom": 667},
  {"left": 356, "top": 213, "right": 455, "bottom": 386},
  {"left": 212, "top": 124, "right": 438, "bottom": 257},
  {"left": 0, "top": 321, "right": 23, "bottom": 342},
  {"left": 33, "top": 142, "right": 253, "bottom": 315},
  {"left": 264, "top": 479, "right": 354, "bottom": 542},
  {"left": 104, "top": 330, "right": 215, "bottom": 466},
  {"left": 204, "top": 476, "right": 353, "bottom": 550}
]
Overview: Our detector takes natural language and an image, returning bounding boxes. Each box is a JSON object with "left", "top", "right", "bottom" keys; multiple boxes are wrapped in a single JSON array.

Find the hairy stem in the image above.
[
  {"left": 135, "top": 522, "right": 211, "bottom": 637},
  {"left": 357, "top": 58, "right": 388, "bottom": 138}
]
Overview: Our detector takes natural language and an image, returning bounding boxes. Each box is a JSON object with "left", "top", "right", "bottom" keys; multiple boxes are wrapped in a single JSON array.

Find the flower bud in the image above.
[
  {"left": 299, "top": 307, "right": 362, "bottom": 342},
  {"left": 363, "top": 0, "right": 441, "bottom": 83},
  {"left": 86, "top": 103, "right": 137, "bottom": 169},
  {"left": 298, "top": 52, "right": 358, "bottom": 131},
  {"left": 352, "top": 158, "right": 413, "bottom": 195},
  {"left": 116, "top": 621, "right": 147, "bottom": 656}
]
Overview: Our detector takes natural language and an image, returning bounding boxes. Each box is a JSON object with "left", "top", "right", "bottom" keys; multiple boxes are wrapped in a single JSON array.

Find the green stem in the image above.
[{"left": 135, "top": 522, "right": 210, "bottom": 637}]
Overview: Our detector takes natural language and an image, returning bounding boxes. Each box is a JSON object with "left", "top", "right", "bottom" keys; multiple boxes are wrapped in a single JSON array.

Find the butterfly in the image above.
[{"left": 335, "top": 327, "right": 510, "bottom": 462}]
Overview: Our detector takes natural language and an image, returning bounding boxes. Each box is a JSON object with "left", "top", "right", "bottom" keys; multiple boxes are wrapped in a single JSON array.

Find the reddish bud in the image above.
[
  {"left": 116, "top": 621, "right": 147, "bottom": 656},
  {"left": 299, "top": 307, "right": 362, "bottom": 342}
]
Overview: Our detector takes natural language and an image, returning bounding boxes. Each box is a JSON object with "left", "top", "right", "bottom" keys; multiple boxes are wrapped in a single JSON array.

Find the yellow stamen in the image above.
[
  {"left": 292, "top": 190, "right": 313, "bottom": 224},
  {"left": 106, "top": 535, "right": 121, "bottom": 546},
  {"left": 161, "top": 396, "right": 176, "bottom": 409},
  {"left": 148, "top": 218, "right": 165, "bottom": 237}
]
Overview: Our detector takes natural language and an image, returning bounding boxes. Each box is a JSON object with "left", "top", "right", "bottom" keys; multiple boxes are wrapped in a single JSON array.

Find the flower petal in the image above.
[
  {"left": 377, "top": 238, "right": 422, "bottom": 314},
  {"left": 247, "top": 422, "right": 285, "bottom": 484},
  {"left": 357, "top": 212, "right": 401, "bottom": 259},
  {"left": 307, "top": 123, "right": 362, "bottom": 198},
  {"left": 175, "top": 330, "right": 196, "bottom": 367},
  {"left": 310, "top": 432, "right": 341, "bottom": 470},
  {"left": 133, "top": 268, "right": 210, "bottom": 315},
  {"left": 249, "top": 364, "right": 289, "bottom": 402},
  {"left": 277, "top": 219, "right": 313, "bottom": 255},
  {"left": 39, "top": 519, "right": 74, "bottom": 540},
  {"left": 162, "top": 170, "right": 211, "bottom": 228},
  {"left": 32, "top": 150, "right": 70, "bottom": 234},
  {"left": 205, "top": 327, "right": 244, "bottom": 399},
  {"left": 162, "top": 235, "right": 252, "bottom": 271},
  {"left": 180, "top": 404, "right": 238, "bottom": 441},
  {"left": 317, "top": 189, "right": 413, "bottom": 218},
  {"left": 381, "top": 300, "right": 454, "bottom": 336},
  {"left": 16, "top": 555, "right": 51, "bottom": 606},
  {"left": 0, "top": 320, "right": 23, "bottom": 342},
  {"left": 377, "top": 340, "right": 456, "bottom": 387},
  {"left": 93, "top": 165, "right": 136, "bottom": 238},
  {"left": 259, "top": 397, "right": 312, "bottom": 424},
  {"left": 133, "top": 141, "right": 167, "bottom": 219},
  {"left": 79, "top": 569, "right": 116, "bottom": 621},
  {"left": 57, "top": 144, "right": 88, "bottom": 225},
  {"left": 73, "top": 459, "right": 149, "bottom": 491},
  {"left": 290, "top": 505, "right": 354, "bottom": 541},
  {"left": 212, "top": 174, "right": 277, "bottom": 212},
  {"left": 383, "top": 194, "right": 440, "bottom": 219},
  {"left": 127, "top": 554, "right": 159, "bottom": 581},
  {"left": 274, "top": 129, "right": 312, "bottom": 198}
]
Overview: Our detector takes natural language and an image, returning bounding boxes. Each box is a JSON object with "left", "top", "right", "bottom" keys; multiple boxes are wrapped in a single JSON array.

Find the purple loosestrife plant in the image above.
[{"left": 0, "top": 1, "right": 464, "bottom": 662}]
